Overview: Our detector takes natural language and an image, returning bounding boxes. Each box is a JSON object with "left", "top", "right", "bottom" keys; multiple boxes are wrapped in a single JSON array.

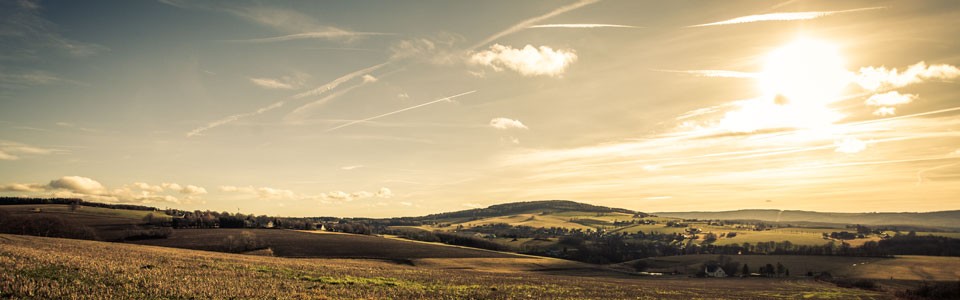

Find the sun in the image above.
[
  {"left": 759, "top": 38, "right": 850, "bottom": 106},
  {"left": 720, "top": 38, "right": 852, "bottom": 133}
]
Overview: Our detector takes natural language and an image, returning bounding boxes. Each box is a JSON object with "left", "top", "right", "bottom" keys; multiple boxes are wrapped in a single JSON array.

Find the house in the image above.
[{"left": 704, "top": 265, "right": 727, "bottom": 278}]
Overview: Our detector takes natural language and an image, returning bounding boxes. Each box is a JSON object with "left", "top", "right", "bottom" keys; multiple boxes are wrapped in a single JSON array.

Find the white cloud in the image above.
[
  {"left": 470, "top": 0, "right": 600, "bottom": 49},
  {"left": 180, "top": 185, "right": 208, "bottom": 195},
  {"left": 0, "top": 150, "right": 16, "bottom": 161},
  {"left": 133, "top": 182, "right": 164, "bottom": 193},
  {"left": 873, "top": 107, "right": 896, "bottom": 116},
  {"left": 257, "top": 187, "right": 295, "bottom": 199},
  {"left": 399, "top": 201, "right": 413, "bottom": 206},
  {"left": 490, "top": 117, "right": 529, "bottom": 130},
  {"left": 855, "top": 61, "right": 960, "bottom": 91},
  {"left": 835, "top": 138, "right": 867, "bottom": 154},
  {"left": 866, "top": 91, "right": 917, "bottom": 106},
  {"left": 341, "top": 165, "right": 363, "bottom": 170},
  {"left": 48, "top": 176, "right": 105, "bottom": 194},
  {"left": 469, "top": 44, "right": 577, "bottom": 77},
  {"left": 362, "top": 74, "right": 378, "bottom": 83},
  {"left": 161, "top": 182, "right": 182, "bottom": 191},
  {"left": 228, "top": 31, "right": 390, "bottom": 43},
  {"left": 688, "top": 7, "right": 885, "bottom": 27}
]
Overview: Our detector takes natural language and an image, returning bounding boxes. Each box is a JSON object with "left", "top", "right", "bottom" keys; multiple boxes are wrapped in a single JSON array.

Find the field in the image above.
[
  {"left": 0, "top": 204, "right": 169, "bottom": 241},
  {"left": 624, "top": 254, "right": 960, "bottom": 282},
  {"left": 0, "top": 234, "right": 888, "bottom": 299}
]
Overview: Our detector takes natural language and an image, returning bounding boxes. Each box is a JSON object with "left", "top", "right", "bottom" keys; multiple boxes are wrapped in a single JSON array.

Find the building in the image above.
[{"left": 704, "top": 265, "right": 727, "bottom": 278}]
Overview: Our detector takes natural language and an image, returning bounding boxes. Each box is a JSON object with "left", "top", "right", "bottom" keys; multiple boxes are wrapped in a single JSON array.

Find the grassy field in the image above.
[
  {"left": 624, "top": 254, "right": 960, "bottom": 282},
  {"left": 129, "top": 229, "right": 519, "bottom": 259},
  {"left": 0, "top": 234, "right": 888, "bottom": 299},
  {"left": 0, "top": 204, "right": 170, "bottom": 241}
]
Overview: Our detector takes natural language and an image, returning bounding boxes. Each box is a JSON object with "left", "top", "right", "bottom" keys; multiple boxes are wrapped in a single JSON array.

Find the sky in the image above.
[{"left": 1, "top": 0, "right": 959, "bottom": 217}]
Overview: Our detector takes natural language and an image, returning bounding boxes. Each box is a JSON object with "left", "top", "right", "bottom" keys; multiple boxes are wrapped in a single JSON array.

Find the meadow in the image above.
[{"left": 0, "top": 234, "right": 888, "bottom": 299}]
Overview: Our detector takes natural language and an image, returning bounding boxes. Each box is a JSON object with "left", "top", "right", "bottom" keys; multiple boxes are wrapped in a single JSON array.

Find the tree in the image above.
[
  {"left": 742, "top": 264, "right": 750, "bottom": 276},
  {"left": 776, "top": 262, "right": 785, "bottom": 277},
  {"left": 69, "top": 200, "right": 80, "bottom": 212}
]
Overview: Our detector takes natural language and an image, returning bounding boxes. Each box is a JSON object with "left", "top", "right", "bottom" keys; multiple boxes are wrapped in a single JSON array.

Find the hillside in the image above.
[
  {"left": 0, "top": 234, "right": 886, "bottom": 299},
  {"left": 415, "top": 200, "right": 641, "bottom": 221},
  {"left": 655, "top": 209, "right": 960, "bottom": 229}
]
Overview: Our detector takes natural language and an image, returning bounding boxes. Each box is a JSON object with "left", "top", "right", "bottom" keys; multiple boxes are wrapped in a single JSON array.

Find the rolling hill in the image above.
[{"left": 654, "top": 209, "right": 960, "bottom": 229}]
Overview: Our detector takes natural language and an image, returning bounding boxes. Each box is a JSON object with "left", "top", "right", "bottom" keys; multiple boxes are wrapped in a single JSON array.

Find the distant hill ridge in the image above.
[
  {"left": 418, "top": 200, "right": 641, "bottom": 220},
  {"left": 655, "top": 209, "right": 960, "bottom": 229}
]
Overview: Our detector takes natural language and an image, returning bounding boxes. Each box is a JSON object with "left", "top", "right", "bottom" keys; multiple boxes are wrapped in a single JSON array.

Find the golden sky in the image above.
[{"left": 1, "top": 0, "right": 959, "bottom": 216}]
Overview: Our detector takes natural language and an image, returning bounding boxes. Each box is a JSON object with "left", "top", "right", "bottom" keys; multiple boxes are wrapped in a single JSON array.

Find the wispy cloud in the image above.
[
  {"left": 219, "top": 184, "right": 393, "bottom": 202},
  {"left": 0, "top": 140, "right": 61, "bottom": 161},
  {"left": 341, "top": 165, "right": 363, "bottom": 170},
  {"left": 688, "top": 7, "right": 885, "bottom": 27},
  {"left": 490, "top": 117, "right": 528, "bottom": 130},
  {"left": 326, "top": 90, "right": 477, "bottom": 132},
  {"left": 0, "top": 0, "right": 108, "bottom": 59},
  {"left": 293, "top": 63, "right": 387, "bottom": 99},
  {"left": 469, "top": 44, "right": 577, "bottom": 77},
  {"left": 470, "top": 0, "right": 601, "bottom": 49},
  {"left": 529, "top": 23, "right": 639, "bottom": 29},
  {"left": 0, "top": 176, "right": 205, "bottom": 204},
  {"left": 834, "top": 138, "right": 867, "bottom": 154}
]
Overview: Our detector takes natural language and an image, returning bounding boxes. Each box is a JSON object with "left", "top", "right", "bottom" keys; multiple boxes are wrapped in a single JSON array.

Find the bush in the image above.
[
  {"left": 222, "top": 231, "right": 268, "bottom": 253},
  {"left": 896, "top": 281, "right": 960, "bottom": 299},
  {"left": 830, "top": 278, "right": 879, "bottom": 290},
  {"left": 121, "top": 227, "right": 173, "bottom": 241}
]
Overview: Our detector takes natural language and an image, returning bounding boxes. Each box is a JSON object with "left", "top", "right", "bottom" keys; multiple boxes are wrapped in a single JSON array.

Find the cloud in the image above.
[
  {"left": 873, "top": 107, "right": 896, "bottom": 116},
  {"left": 341, "top": 165, "right": 363, "bottom": 170},
  {"left": 490, "top": 117, "right": 529, "bottom": 130},
  {"left": 0, "top": 183, "right": 46, "bottom": 192},
  {"left": 361, "top": 74, "right": 378, "bottom": 83},
  {"left": 218, "top": 184, "right": 392, "bottom": 202},
  {"left": 0, "top": 0, "right": 108, "bottom": 59},
  {"left": 688, "top": 7, "right": 885, "bottom": 27},
  {"left": 133, "top": 182, "right": 164, "bottom": 193},
  {"left": 48, "top": 176, "right": 105, "bottom": 194},
  {"left": 399, "top": 201, "right": 413, "bottom": 206},
  {"left": 469, "top": 44, "right": 577, "bottom": 77},
  {"left": 834, "top": 138, "right": 867, "bottom": 154},
  {"left": 865, "top": 91, "right": 917, "bottom": 116},
  {"left": 855, "top": 61, "right": 960, "bottom": 91},
  {"left": 326, "top": 90, "right": 477, "bottom": 132},
  {"left": 0, "top": 140, "right": 60, "bottom": 160},
  {"left": 529, "top": 24, "right": 639, "bottom": 29},
  {"left": 180, "top": 185, "right": 208, "bottom": 195},
  {"left": 866, "top": 91, "right": 917, "bottom": 107},
  {"left": 0, "top": 176, "right": 194, "bottom": 204},
  {"left": 293, "top": 63, "right": 387, "bottom": 99},
  {"left": 257, "top": 187, "right": 295, "bottom": 199},
  {"left": 389, "top": 34, "right": 466, "bottom": 65},
  {"left": 161, "top": 182, "right": 182, "bottom": 191}
]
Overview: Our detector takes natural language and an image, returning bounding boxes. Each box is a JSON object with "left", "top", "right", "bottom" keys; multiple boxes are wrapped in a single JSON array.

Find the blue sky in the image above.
[{"left": 2, "top": 0, "right": 959, "bottom": 217}]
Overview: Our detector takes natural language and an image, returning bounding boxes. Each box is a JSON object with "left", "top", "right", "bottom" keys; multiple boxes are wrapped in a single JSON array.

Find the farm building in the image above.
[{"left": 704, "top": 265, "right": 727, "bottom": 278}]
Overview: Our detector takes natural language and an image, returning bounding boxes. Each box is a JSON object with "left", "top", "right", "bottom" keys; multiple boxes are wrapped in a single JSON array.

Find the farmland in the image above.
[
  {"left": 0, "top": 234, "right": 888, "bottom": 299},
  {"left": 0, "top": 204, "right": 169, "bottom": 241}
]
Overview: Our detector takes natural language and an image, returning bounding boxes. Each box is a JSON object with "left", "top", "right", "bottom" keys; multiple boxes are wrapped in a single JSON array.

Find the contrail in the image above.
[
  {"left": 326, "top": 90, "right": 477, "bottom": 132},
  {"left": 187, "top": 101, "right": 285, "bottom": 137},
  {"left": 186, "top": 62, "right": 388, "bottom": 137},
  {"left": 224, "top": 31, "right": 393, "bottom": 43},
  {"left": 654, "top": 69, "right": 757, "bottom": 78},
  {"left": 471, "top": 0, "right": 601, "bottom": 49},
  {"left": 529, "top": 24, "right": 639, "bottom": 29},
  {"left": 294, "top": 63, "right": 388, "bottom": 99},
  {"left": 688, "top": 7, "right": 885, "bottom": 27}
]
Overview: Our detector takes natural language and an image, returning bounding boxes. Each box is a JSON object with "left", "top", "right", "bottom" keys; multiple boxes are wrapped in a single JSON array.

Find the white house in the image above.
[{"left": 704, "top": 265, "right": 727, "bottom": 278}]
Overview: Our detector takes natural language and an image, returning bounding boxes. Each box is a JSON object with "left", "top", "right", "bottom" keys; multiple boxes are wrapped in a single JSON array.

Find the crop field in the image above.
[
  {"left": 129, "top": 229, "right": 519, "bottom": 259},
  {"left": 0, "top": 234, "right": 888, "bottom": 299}
]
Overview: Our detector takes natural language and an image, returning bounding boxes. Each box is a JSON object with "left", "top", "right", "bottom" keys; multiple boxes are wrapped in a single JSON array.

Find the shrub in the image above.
[
  {"left": 222, "top": 231, "right": 268, "bottom": 253},
  {"left": 896, "top": 281, "right": 960, "bottom": 299},
  {"left": 0, "top": 215, "right": 98, "bottom": 240},
  {"left": 121, "top": 227, "right": 173, "bottom": 241}
]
